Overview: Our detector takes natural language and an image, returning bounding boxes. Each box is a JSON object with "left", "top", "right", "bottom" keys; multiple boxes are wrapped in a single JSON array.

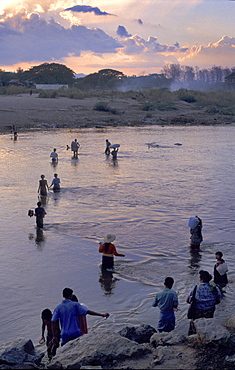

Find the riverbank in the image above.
[
  {"left": 1, "top": 318, "right": 235, "bottom": 369},
  {"left": 0, "top": 93, "right": 234, "bottom": 135}
]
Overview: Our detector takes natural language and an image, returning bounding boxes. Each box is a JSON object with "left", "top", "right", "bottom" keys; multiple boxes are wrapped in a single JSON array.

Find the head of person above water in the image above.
[
  {"left": 199, "top": 270, "right": 212, "bottom": 283},
  {"left": 104, "top": 234, "right": 116, "bottom": 243},
  {"left": 215, "top": 251, "right": 223, "bottom": 260},
  {"left": 63, "top": 287, "right": 73, "bottom": 299},
  {"left": 164, "top": 277, "right": 174, "bottom": 289}
]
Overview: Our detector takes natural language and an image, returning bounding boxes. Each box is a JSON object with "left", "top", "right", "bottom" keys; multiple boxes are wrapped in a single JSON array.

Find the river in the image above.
[{"left": 0, "top": 125, "right": 234, "bottom": 345}]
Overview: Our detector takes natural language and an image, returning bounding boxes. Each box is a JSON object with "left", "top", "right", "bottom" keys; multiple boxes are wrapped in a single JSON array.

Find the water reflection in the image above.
[
  {"left": 98, "top": 268, "right": 120, "bottom": 296},
  {"left": 51, "top": 191, "right": 61, "bottom": 206},
  {"left": 28, "top": 229, "right": 46, "bottom": 249},
  {"left": 188, "top": 248, "right": 202, "bottom": 275},
  {"left": 71, "top": 157, "right": 79, "bottom": 166},
  {"left": 50, "top": 160, "right": 58, "bottom": 168},
  {"left": 38, "top": 195, "right": 48, "bottom": 207}
]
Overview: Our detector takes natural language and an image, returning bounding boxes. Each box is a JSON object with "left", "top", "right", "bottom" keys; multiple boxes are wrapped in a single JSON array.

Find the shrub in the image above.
[
  {"left": 94, "top": 102, "right": 110, "bottom": 112},
  {"left": 179, "top": 95, "right": 197, "bottom": 103},
  {"left": 141, "top": 102, "right": 153, "bottom": 111},
  {"left": 156, "top": 102, "right": 177, "bottom": 111},
  {"left": 39, "top": 90, "right": 58, "bottom": 98},
  {"left": 93, "top": 102, "right": 118, "bottom": 114}
]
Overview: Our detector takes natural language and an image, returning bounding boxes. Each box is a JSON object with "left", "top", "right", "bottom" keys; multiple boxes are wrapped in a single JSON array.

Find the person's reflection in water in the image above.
[
  {"left": 50, "top": 160, "right": 58, "bottom": 168},
  {"left": 35, "top": 228, "right": 46, "bottom": 247},
  {"left": 52, "top": 191, "right": 61, "bottom": 206},
  {"left": 38, "top": 195, "right": 48, "bottom": 207},
  {"left": 71, "top": 157, "right": 79, "bottom": 166},
  {"left": 99, "top": 268, "right": 120, "bottom": 296},
  {"left": 28, "top": 229, "right": 46, "bottom": 250},
  {"left": 189, "top": 248, "right": 202, "bottom": 275}
]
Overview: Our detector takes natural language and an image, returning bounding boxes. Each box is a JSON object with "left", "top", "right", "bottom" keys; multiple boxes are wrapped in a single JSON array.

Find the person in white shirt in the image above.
[{"left": 50, "top": 148, "right": 58, "bottom": 162}]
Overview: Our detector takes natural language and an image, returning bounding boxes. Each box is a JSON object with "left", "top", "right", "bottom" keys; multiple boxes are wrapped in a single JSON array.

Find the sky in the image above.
[{"left": 0, "top": 0, "right": 235, "bottom": 76}]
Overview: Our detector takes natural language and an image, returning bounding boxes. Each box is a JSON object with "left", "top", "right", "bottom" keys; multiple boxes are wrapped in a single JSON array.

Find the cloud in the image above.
[
  {"left": 120, "top": 35, "right": 188, "bottom": 55},
  {"left": 116, "top": 25, "right": 132, "bottom": 38},
  {"left": 0, "top": 9, "right": 122, "bottom": 65},
  {"left": 179, "top": 36, "right": 235, "bottom": 68},
  {"left": 64, "top": 5, "right": 114, "bottom": 16}
]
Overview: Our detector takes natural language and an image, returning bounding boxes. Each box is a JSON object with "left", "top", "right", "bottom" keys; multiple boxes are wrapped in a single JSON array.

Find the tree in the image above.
[
  {"left": 75, "top": 69, "right": 126, "bottom": 89},
  {"left": 23, "top": 63, "right": 75, "bottom": 85},
  {"left": 162, "top": 64, "right": 182, "bottom": 81}
]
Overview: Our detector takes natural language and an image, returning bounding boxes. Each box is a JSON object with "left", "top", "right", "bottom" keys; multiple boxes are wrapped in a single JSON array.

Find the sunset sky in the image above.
[{"left": 0, "top": 0, "right": 235, "bottom": 76}]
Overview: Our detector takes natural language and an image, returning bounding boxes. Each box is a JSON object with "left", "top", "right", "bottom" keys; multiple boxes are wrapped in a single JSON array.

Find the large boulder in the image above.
[
  {"left": 0, "top": 338, "right": 44, "bottom": 367},
  {"left": 118, "top": 324, "right": 157, "bottom": 344},
  {"left": 47, "top": 329, "right": 151, "bottom": 369},
  {"left": 193, "top": 318, "right": 231, "bottom": 344}
]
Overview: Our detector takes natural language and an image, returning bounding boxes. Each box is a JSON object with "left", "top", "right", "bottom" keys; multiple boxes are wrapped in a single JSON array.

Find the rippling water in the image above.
[{"left": 0, "top": 125, "right": 235, "bottom": 345}]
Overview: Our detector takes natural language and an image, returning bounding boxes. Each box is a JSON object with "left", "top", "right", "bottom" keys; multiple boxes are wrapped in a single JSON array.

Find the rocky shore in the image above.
[{"left": 1, "top": 316, "right": 235, "bottom": 369}]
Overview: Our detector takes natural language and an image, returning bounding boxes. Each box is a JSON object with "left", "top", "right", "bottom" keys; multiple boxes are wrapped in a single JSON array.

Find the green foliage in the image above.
[
  {"left": 23, "top": 63, "right": 75, "bottom": 85},
  {"left": 141, "top": 102, "right": 153, "bottom": 111},
  {"left": 94, "top": 102, "right": 110, "bottom": 112},
  {"left": 38, "top": 90, "right": 58, "bottom": 98},
  {"left": 0, "top": 86, "right": 7, "bottom": 95},
  {"left": 179, "top": 95, "right": 197, "bottom": 103},
  {"left": 93, "top": 101, "right": 118, "bottom": 114},
  {"left": 156, "top": 102, "right": 177, "bottom": 111},
  {"left": 76, "top": 69, "right": 126, "bottom": 90},
  {"left": 175, "top": 89, "right": 197, "bottom": 102}
]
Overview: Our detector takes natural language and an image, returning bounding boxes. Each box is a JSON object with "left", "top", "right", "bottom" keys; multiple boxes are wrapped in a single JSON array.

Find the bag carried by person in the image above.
[
  {"left": 216, "top": 262, "right": 228, "bottom": 275},
  {"left": 187, "top": 285, "right": 197, "bottom": 319}
]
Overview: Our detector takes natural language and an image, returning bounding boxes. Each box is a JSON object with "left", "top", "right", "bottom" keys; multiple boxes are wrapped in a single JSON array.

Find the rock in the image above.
[
  {"left": 153, "top": 346, "right": 179, "bottom": 365},
  {"left": 47, "top": 329, "right": 150, "bottom": 369},
  {"left": 150, "top": 332, "right": 186, "bottom": 348},
  {"left": 225, "top": 354, "right": 235, "bottom": 363},
  {"left": 193, "top": 318, "right": 231, "bottom": 344},
  {"left": 226, "top": 314, "right": 235, "bottom": 332},
  {"left": 118, "top": 324, "right": 157, "bottom": 344},
  {"left": 0, "top": 339, "right": 43, "bottom": 368}
]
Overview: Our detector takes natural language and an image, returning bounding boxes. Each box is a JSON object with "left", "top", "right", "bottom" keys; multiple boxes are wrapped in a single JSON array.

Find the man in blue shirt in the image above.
[
  {"left": 152, "top": 277, "right": 179, "bottom": 333},
  {"left": 51, "top": 288, "right": 109, "bottom": 346}
]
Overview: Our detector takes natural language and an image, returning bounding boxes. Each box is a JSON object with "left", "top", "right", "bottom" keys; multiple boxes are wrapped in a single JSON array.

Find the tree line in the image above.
[{"left": 0, "top": 62, "right": 234, "bottom": 90}]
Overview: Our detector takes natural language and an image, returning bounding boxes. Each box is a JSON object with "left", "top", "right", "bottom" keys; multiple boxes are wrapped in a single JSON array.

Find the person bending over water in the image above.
[
  {"left": 38, "top": 174, "right": 49, "bottom": 196},
  {"left": 111, "top": 148, "right": 118, "bottom": 160},
  {"left": 99, "top": 234, "right": 125, "bottom": 269}
]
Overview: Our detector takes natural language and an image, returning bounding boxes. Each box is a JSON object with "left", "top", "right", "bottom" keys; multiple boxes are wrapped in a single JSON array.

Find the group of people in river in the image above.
[
  {"left": 27, "top": 137, "right": 229, "bottom": 357},
  {"left": 32, "top": 173, "right": 60, "bottom": 229},
  {"left": 151, "top": 215, "right": 229, "bottom": 335}
]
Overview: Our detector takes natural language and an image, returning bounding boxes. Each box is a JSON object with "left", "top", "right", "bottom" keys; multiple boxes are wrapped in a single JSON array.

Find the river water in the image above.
[{"left": 0, "top": 125, "right": 235, "bottom": 345}]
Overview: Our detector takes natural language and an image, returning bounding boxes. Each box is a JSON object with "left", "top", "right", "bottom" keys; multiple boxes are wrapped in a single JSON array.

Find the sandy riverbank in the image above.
[{"left": 0, "top": 93, "right": 234, "bottom": 134}]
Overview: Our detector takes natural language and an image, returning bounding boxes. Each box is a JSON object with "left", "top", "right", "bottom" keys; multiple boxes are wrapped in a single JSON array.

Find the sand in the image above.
[{"left": 0, "top": 93, "right": 234, "bottom": 134}]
